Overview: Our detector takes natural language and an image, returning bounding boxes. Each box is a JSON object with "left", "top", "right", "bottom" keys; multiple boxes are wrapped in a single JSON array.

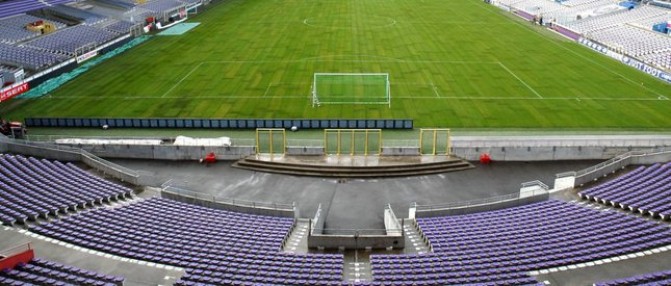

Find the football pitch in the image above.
[{"left": 2, "top": 0, "right": 670, "bottom": 129}]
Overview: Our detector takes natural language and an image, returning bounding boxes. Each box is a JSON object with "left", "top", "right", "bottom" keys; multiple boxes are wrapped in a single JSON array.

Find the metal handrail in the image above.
[
  {"left": 309, "top": 229, "right": 402, "bottom": 236},
  {"left": 161, "top": 185, "right": 294, "bottom": 211},
  {"left": 415, "top": 192, "right": 521, "bottom": 211}
]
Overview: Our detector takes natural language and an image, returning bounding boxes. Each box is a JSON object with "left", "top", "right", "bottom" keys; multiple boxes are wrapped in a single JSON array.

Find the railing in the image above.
[
  {"left": 160, "top": 184, "right": 294, "bottom": 211},
  {"left": 415, "top": 192, "right": 521, "bottom": 212},
  {"left": 2, "top": 138, "right": 140, "bottom": 181},
  {"left": 521, "top": 180, "right": 549, "bottom": 190},
  {"left": 561, "top": 147, "right": 671, "bottom": 179},
  {"left": 384, "top": 204, "right": 403, "bottom": 236},
  {"left": 0, "top": 243, "right": 32, "bottom": 258},
  {"left": 309, "top": 229, "right": 400, "bottom": 236}
]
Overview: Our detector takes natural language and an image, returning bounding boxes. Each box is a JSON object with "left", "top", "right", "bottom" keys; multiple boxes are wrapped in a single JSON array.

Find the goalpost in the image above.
[{"left": 312, "top": 73, "right": 391, "bottom": 107}]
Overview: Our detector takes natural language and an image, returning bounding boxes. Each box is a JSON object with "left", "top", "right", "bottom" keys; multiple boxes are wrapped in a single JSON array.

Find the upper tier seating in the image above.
[
  {"left": 30, "top": 198, "right": 345, "bottom": 286},
  {"left": 369, "top": 200, "right": 671, "bottom": 286},
  {"left": 567, "top": 6, "right": 668, "bottom": 33},
  {"left": 579, "top": 162, "right": 671, "bottom": 219},
  {"left": 24, "top": 24, "right": 120, "bottom": 55},
  {"left": 0, "top": 14, "right": 68, "bottom": 44},
  {"left": 0, "top": 42, "right": 69, "bottom": 70},
  {"left": 0, "top": 257, "right": 125, "bottom": 286},
  {"left": 0, "top": 0, "right": 73, "bottom": 19},
  {"left": 586, "top": 25, "right": 671, "bottom": 57},
  {"left": 0, "top": 154, "right": 132, "bottom": 225}
]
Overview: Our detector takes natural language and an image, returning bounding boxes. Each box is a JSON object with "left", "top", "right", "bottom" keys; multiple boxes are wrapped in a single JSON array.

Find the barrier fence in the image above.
[
  {"left": 160, "top": 183, "right": 296, "bottom": 216},
  {"left": 25, "top": 118, "right": 413, "bottom": 130}
]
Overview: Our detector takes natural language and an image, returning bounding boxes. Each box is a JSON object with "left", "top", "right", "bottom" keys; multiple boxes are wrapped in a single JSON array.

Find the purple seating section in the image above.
[
  {"left": 0, "top": 0, "right": 73, "bottom": 19},
  {"left": 0, "top": 42, "right": 69, "bottom": 71},
  {"left": 30, "top": 198, "right": 345, "bottom": 286},
  {"left": 103, "top": 20, "right": 134, "bottom": 34},
  {"left": 368, "top": 200, "right": 671, "bottom": 286},
  {"left": 594, "top": 269, "right": 671, "bottom": 286},
  {"left": 0, "top": 257, "right": 124, "bottom": 286},
  {"left": 578, "top": 163, "right": 671, "bottom": 219},
  {"left": 0, "top": 154, "right": 132, "bottom": 225},
  {"left": 0, "top": 0, "right": 47, "bottom": 20},
  {"left": 137, "top": 0, "right": 184, "bottom": 13},
  {"left": 25, "top": 25, "right": 120, "bottom": 56},
  {"left": 0, "top": 14, "right": 67, "bottom": 44}
]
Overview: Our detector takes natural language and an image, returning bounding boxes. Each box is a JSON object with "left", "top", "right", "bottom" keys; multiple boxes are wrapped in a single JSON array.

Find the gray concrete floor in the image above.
[{"left": 111, "top": 159, "right": 600, "bottom": 230}]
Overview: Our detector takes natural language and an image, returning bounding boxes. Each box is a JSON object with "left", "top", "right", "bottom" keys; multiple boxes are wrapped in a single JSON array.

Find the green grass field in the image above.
[{"left": 1, "top": 0, "right": 670, "bottom": 129}]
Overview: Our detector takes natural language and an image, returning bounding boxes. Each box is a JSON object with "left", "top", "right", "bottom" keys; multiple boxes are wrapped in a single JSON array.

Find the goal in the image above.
[{"left": 312, "top": 73, "right": 391, "bottom": 107}]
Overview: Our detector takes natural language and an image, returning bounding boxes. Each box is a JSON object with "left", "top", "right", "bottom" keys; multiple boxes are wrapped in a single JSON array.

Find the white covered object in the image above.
[{"left": 173, "top": 136, "right": 231, "bottom": 147}]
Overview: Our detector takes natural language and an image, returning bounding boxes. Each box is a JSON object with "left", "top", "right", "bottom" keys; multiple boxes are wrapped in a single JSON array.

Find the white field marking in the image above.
[
  {"left": 497, "top": 61, "right": 543, "bottom": 99},
  {"left": 161, "top": 62, "right": 204, "bottom": 98},
  {"left": 202, "top": 59, "right": 499, "bottom": 64},
  {"left": 102, "top": 96, "right": 309, "bottom": 100},
  {"left": 430, "top": 82, "right": 441, "bottom": 98},
  {"left": 471, "top": 0, "right": 669, "bottom": 97},
  {"left": 302, "top": 17, "right": 397, "bottom": 29},
  {"left": 393, "top": 95, "right": 668, "bottom": 101},
  {"left": 262, "top": 83, "right": 273, "bottom": 97}
]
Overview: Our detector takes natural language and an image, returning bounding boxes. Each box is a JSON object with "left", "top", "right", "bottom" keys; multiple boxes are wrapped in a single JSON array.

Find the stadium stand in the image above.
[
  {"left": 585, "top": 25, "right": 670, "bottom": 57},
  {"left": 30, "top": 198, "right": 345, "bottom": 286},
  {"left": 102, "top": 19, "right": 136, "bottom": 34},
  {"left": 593, "top": 269, "right": 671, "bottom": 286},
  {"left": 0, "top": 154, "right": 132, "bottom": 225},
  {"left": 566, "top": 6, "right": 669, "bottom": 33},
  {"left": 0, "top": 14, "right": 68, "bottom": 45},
  {"left": 579, "top": 163, "right": 671, "bottom": 219},
  {"left": 137, "top": 0, "right": 185, "bottom": 14},
  {"left": 0, "top": 0, "right": 48, "bottom": 19},
  {"left": 0, "top": 257, "right": 125, "bottom": 285},
  {"left": 39, "top": 4, "right": 108, "bottom": 25},
  {"left": 369, "top": 200, "right": 671, "bottom": 285},
  {"left": 0, "top": 43, "right": 70, "bottom": 71},
  {"left": 24, "top": 25, "right": 121, "bottom": 56}
]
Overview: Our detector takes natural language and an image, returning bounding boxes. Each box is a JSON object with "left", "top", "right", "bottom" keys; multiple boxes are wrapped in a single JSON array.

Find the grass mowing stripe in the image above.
[{"left": 1, "top": 0, "right": 669, "bottom": 129}]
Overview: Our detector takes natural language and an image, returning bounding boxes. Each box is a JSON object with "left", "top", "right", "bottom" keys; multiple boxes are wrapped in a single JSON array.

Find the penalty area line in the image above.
[
  {"left": 497, "top": 61, "right": 543, "bottom": 99},
  {"left": 430, "top": 82, "right": 441, "bottom": 98},
  {"left": 161, "top": 62, "right": 204, "bottom": 98}
]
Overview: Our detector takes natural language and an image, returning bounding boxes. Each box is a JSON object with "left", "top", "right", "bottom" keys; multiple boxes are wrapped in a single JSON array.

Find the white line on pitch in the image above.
[
  {"left": 121, "top": 96, "right": 307, "bottom": 99},
  {"left": 497, "top": 61, "right": 543, "bottom": 99},
  {"left": 394, "top": 96, "right": 668, "bottom": 101},
  {"left": 430, "top": 82, "right": 441, "bottom": 98},
  {"left": 161, "top": 62, "right": 204, "bottom": 98},
  {"left": 262, "top": 84, "right": 273, "bottom": 97}
]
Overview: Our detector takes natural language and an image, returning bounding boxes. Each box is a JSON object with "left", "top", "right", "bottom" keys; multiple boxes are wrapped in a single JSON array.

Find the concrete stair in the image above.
[{"left": 232, "top": 156, "right": 474, "bottom": 178}]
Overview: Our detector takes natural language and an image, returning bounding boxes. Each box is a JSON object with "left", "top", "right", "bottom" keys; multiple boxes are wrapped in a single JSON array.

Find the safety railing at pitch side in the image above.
[{"left": 160, "top": 184, "right": 294, "bottom": 212}]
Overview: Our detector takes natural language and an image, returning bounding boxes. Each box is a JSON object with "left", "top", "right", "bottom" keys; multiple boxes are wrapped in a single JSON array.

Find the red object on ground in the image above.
[
  {"left": 203, "top": 152, "right": 216, "bottom": 164},
  {"left": 0, "top": 244, "right": 34, "bottom": 270},
  {"left": 479, "top": 153, "right": 491, "bottom": 165}
]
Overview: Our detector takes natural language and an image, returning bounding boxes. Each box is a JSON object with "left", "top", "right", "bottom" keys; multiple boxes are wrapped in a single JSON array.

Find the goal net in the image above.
[{"left": 312, "top": 73, "right": 391, "bottom": 107}]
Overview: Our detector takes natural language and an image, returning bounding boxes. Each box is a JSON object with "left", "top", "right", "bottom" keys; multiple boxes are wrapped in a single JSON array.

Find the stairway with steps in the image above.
[{"left": 232, "top": 155, "right": 474, "bottom": 178}]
